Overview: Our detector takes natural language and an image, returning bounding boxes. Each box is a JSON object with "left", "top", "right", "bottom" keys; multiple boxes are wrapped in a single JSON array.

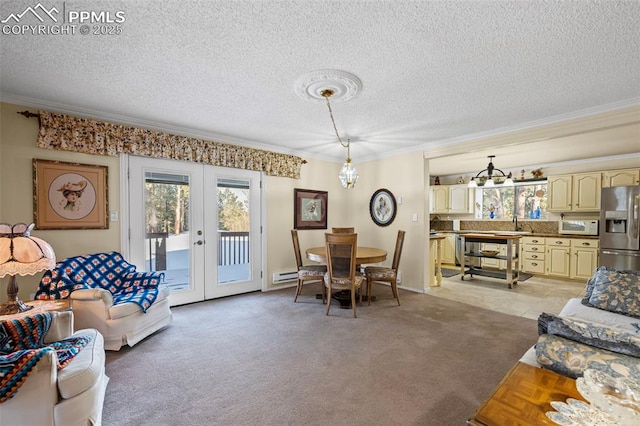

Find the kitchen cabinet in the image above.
[
  {"left": 602, "top": 168, "right": 640, "bottom": 187},
  {"left": 430, "top": 185, "right": 473, "bottom": 214},
  {"left": 548, "top": 173, "right": 601, "bottom": 212},
  {"left": 521, "top": 236, "right": 545, "bottom": 275},
  {"left": 441, "top": 234, "right": 456, "bottom": 265},
  {"left": 547, "top": 238, "right": 572, "bottom": 278},
  {"left": 570, "top": 239, "right": 599, "bottom": 280}
]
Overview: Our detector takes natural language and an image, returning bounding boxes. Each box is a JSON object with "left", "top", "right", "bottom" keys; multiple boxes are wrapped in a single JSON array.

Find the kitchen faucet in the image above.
[{"left": 513, "top": 216, "right": 521, "bottom": 231}]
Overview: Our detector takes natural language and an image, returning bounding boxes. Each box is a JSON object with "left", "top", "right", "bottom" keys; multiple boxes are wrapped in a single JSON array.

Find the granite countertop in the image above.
[{"left": 435, "top": 230, "right": 599, "bottom": 239}]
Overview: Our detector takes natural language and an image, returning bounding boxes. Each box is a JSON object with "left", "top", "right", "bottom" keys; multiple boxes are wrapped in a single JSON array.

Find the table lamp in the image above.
[{"left": 0, "top": 222, "right": 56, "bottom": 315}]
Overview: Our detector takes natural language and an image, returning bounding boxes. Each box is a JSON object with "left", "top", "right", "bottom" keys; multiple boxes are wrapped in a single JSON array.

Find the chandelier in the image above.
[
  {"left": 468, "top": 155, "right": 514, "bottom": 188},
  {"left": 321, "top": 89, "right": 358, "bottom": 189}
]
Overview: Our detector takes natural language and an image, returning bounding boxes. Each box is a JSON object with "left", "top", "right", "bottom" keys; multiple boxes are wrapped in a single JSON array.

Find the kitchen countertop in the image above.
[{"left": 434, "top": 230, "right": 599, "bottom": 239}]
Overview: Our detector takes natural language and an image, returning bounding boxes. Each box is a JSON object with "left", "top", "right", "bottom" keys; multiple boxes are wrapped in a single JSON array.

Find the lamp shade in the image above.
[{"left": 0, "top": 223, "right": 56, "bottom": 277}]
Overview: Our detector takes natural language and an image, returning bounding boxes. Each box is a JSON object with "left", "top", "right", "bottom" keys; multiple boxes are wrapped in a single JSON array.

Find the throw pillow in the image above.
[{"left": 587, "top": 266, "right": 640, "bottom": 318}]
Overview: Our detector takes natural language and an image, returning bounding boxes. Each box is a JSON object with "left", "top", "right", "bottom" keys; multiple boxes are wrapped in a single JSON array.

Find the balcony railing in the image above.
[{"left": 145, "top": 231, "right": 250, "bottom": 271}]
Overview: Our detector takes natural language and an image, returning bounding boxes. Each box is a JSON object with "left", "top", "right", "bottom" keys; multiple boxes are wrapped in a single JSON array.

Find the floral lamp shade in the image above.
[{"left": 0, "top": 223, "right": 56, "bottom": 315}]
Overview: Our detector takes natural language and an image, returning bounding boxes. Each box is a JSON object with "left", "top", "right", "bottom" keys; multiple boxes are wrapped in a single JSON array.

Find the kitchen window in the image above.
[{"left": 476, "top": 182, "right": 548, "bottom": 220}]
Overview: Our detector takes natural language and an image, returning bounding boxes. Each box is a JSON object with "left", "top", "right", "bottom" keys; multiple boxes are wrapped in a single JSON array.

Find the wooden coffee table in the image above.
[{"left": 468, "top": 362, "right": 586, "bottom": 425}]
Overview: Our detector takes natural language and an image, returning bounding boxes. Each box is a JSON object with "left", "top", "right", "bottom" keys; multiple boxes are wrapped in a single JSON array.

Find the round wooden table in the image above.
[{"left": 305, "top": 246, "right": 387, "bottom": 264}]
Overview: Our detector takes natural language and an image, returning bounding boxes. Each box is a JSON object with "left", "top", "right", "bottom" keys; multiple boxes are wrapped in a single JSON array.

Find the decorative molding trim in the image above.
[{"left": 294, "top": 69, "right": 362, "bottom": 103}]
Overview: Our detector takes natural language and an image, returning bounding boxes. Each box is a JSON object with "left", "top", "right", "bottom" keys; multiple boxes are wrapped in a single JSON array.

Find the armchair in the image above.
[
  {"left": 0, "top": 311, "right": 108, "bottom": 425},
  {"left": 35, "top": 251, "right": 172, "bottom": 351}
]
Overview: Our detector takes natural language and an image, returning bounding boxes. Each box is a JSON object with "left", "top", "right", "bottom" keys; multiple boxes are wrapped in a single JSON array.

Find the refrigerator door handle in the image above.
[{"left": 634, "top": 194, "right": 639, "bottom": 239}]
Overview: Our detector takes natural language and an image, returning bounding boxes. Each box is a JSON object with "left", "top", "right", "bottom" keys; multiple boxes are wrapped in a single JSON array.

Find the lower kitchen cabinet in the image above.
[
  {"left": 522, "top": 236, "right": 545, "bottom": 274},
  {"left": 547, "top": 238, "right": 572, "bottom": 278},
  {"left": 570, "top": 239, "right": 599, "bottom": 280},
  {"left": 440, "top": 234, "right": 456, "bottom": 265}
]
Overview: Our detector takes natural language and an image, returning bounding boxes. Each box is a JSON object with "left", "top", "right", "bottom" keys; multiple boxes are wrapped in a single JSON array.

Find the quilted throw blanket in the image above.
[
  {"left": 34, "top": 251, "right": 163, "bottom": 312},
  {"left": 0, "top": 313, "right": 90, "bottom": 402}
]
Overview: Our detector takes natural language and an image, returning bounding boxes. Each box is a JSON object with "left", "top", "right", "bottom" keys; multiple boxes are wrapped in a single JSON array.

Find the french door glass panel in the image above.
[{"left": 128, "top": 156, "right": 261, "bottom": 306}]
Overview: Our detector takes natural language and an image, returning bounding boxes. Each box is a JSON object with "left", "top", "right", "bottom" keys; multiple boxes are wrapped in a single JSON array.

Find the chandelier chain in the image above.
[{"left": 323, "top": 94, "right": 349, "bottom": 149}]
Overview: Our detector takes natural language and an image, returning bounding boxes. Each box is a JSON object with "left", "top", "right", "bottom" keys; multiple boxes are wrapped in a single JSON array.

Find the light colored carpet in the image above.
[{"left": 103, "top": 282, "right": 537, "bottom": 425}]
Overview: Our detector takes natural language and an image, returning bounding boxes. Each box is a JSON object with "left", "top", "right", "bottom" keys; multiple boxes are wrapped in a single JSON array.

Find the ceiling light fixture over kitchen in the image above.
[
  {"left": 294, "top": 70, "right": 362, "bottom": 189},
  {"left": 468, "top": 155, "right": 514, "bottom": 188}
]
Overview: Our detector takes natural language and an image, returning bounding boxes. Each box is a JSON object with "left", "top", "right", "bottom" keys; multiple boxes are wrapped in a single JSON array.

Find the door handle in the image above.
[{"left": 194, "top": 240, "right": 204, "bottom": 246}]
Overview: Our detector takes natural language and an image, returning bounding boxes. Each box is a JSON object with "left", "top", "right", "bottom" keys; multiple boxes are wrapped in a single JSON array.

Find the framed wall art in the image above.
[
  {"left": 369, "top": 188, "right": 397, "bottom": 227},
  {"left": 33, "top": 159, "right": 109, "bottom": 229},
  {"left": 294, "top": 188, "right": 327, "bottom": 230}
]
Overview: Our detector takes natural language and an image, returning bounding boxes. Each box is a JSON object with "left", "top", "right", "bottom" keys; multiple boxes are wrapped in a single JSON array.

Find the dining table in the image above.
[{"left": 305, "top": 246, "right": 387, "bottom": 306}]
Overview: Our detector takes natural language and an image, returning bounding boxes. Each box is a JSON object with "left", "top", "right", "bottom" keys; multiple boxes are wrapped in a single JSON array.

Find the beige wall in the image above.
[{"left": 0, "top": 103, "right": 121, "bottom": 301}]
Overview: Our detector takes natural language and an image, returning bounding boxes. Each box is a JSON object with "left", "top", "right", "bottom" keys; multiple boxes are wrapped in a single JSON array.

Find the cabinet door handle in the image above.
[
  {"left": 532, "top": 262, "right": 538, "bottom": 266},
  {"left": 532, "top": 247, "right": 539, "bottom": 251},
  {"left": 555, "top": 241, "right": 563, "bottom": 244},
  {"left": 582, "top": 242, "right": 590, "bottom": 246},
  {"left": 531, "top": 255, "right": 538, "bottom": 259}
]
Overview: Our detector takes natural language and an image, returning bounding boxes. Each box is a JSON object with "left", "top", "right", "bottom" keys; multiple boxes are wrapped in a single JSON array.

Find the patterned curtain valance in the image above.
[{"left": 36, "top": 110, "right": 305, "bottom": 179}]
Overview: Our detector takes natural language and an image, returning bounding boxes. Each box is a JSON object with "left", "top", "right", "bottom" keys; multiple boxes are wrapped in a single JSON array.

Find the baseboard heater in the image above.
[{"left": 272, "top": 271, "right": 298, "bottom": 284}]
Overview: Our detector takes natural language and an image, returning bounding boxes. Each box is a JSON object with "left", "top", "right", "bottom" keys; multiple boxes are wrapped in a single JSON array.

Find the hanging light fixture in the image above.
[
  {"left": 468, "top": 155, "right": 514, "bottom": 188},
  {"left": 321, "top": 89, "right": 359, "bottom": 189}
]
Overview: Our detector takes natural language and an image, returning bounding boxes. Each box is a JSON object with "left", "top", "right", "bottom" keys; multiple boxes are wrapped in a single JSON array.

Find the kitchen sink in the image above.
[{"left": 458, "top": 230, "right": 533, "bottom": 235}]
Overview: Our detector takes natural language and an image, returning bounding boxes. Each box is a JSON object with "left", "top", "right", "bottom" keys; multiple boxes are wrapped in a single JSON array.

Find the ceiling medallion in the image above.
[{"left": 294, "top": 70, "right": 362, "bottom": 103}]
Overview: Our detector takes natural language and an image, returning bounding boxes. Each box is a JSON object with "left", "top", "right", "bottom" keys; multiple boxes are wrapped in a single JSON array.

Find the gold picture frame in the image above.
[{"left": 33, "top": 159, "right": 109, "bottom": 229}]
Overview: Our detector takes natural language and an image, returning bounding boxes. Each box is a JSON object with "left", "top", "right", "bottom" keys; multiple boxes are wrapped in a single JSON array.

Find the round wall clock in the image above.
[{"left": 369, "top": 188, "right": 397, "bottom": 227}]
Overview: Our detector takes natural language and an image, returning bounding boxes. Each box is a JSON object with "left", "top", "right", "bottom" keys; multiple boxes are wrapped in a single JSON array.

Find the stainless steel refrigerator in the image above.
[{"left": 600, "top": 185, "right": 640, "bottom": 270}]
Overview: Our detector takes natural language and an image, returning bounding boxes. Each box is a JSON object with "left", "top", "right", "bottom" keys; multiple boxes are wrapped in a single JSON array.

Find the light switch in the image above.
[
  {"left": 412, "top": 213, "right": 418, "bottom": 222},
  {"left": 110, "top": 211, "right": 119, "bottom": 222},
  {"left": 398, "top": 196, "right": 403, "bottom": 204}
]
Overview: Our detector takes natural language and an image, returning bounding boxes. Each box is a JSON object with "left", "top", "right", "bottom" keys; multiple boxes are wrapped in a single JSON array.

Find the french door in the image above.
[{"left": 128, "top": 156, "right": 262, "bottom": 306}]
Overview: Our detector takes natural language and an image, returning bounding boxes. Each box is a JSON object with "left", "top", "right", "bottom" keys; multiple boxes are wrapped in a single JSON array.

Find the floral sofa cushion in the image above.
[
  {"left": 585, "top": 266, "right": 640, "bottom": 319},
  {"left": 536, "top": 334, "right": 640, "bottom": 380},
  {"left": 538, "top": 312, "right": 640, "bottom": 358},
  {"left": 35, "top": 251, "right": 163, "bottom": 312}
]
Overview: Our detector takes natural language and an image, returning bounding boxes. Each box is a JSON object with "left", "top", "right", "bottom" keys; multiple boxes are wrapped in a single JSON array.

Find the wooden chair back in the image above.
[
  {"left": 331, "top": 227, "right": 355, "bottom": 234},
  {"left": 391, "top": 230, "right": 406, "bottom": 271},
  {"left": 325, "top": 232, "right": 358, "bottom": 282},
  {"left": 291, "top": 229, "right": 303, "bottom": 269}
]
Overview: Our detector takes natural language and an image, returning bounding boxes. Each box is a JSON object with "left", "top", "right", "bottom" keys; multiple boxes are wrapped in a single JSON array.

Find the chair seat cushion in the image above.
[
  {"left": 57, "top": 328, "right": 105, "bottom": 399},
  {"left": 109, "top": 287, "right": 170, "bottom": 319},
  {"left": 298, "top": 265, "right": 327, "bottom": 278},
  {"left": 365, "top": 267, "right": 396, "bottom": 280},
  {"left": 324, "top": 272, "right": 363, "bottom": 287}
]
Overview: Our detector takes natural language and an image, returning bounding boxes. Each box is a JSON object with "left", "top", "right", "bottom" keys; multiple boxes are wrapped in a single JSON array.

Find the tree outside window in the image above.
[{"left": 478, "top": 183, "right": 548, "bottom": 220}]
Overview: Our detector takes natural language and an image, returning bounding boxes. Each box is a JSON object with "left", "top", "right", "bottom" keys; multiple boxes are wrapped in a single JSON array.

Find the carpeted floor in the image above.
[{"left": 103, "top": 283, "right": 537, "bottom": 426}]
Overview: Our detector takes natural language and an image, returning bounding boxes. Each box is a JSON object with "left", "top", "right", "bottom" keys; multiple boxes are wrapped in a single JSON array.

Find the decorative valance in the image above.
[{"left": 35, "top": 111, "right": 305, "bottom": 179}]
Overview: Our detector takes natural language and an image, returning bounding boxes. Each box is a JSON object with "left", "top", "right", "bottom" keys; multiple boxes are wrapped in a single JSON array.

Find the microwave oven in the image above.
[{"left": 558, "top": 220, "right": 599, "bottom": 235}]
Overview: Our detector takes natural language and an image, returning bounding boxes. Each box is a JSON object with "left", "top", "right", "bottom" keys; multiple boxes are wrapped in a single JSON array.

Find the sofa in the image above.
[
  {"left": 0, "top": 311, "right": 109, "bottom": 426},
  {"left": 35, "top": 251, "right": 173, "bottom": 351},
  {"left": 520, "top": 266, "right": 640, "bottom": 381}
]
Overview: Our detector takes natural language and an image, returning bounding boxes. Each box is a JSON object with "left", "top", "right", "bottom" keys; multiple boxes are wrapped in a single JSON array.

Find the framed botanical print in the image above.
[
  {"left": 33, "top": 159, "right": 109, "bottom": 229},
  {"left": 294, "top": 188, "right": 328, "bottom": 230},
  {"left": 369, "top": 188, "right": 397, "bottom": 227}
]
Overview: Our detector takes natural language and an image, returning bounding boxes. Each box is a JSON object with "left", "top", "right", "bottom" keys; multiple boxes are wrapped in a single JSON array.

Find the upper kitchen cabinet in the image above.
[
  {"left": 430, "top": 184, "right": 474, "bottom": 214},
  {"left": 548, "top": 172, "right": 601, "bottom": 212},
  {"left": 602, "top": 168, "right": 640, "bottom": 187}
]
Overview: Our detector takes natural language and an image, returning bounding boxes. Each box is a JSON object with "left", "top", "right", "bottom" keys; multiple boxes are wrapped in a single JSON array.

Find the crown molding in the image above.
[{"left": 422, "top": 98, "right": 640, "bottom": 159}]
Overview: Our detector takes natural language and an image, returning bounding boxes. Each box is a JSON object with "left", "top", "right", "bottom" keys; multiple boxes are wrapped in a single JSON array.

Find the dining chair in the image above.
[
  {"left": 331, "top": 227, "right": 355, "bottom": 233},
  {"left": 324, "top": 232, "right": 364, "bottom": 318},
  {"left": 364, "top": 230, "right": 405, "bottom": 306},
  {"left": 291, "top": 230, "right": 327, "bottom": 302}
]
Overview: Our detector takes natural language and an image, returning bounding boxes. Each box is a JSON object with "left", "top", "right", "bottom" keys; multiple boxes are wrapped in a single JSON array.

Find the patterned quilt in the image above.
[
  {"left": 34, "top": 251, "right": 164, "bottom": 312},
  {"left": 0, "top": 313, "right": 90, "bottom": 402}
]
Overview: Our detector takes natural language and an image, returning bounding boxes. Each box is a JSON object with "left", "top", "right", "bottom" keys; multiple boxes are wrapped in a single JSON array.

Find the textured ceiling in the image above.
[{"left": 1, "top": 0, "right": 639, "bottom": 167}]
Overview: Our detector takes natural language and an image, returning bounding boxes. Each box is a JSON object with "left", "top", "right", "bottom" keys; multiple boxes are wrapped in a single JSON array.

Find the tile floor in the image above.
[{"left": 426, "top": 269, "right": 586, "bottom": 320}]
